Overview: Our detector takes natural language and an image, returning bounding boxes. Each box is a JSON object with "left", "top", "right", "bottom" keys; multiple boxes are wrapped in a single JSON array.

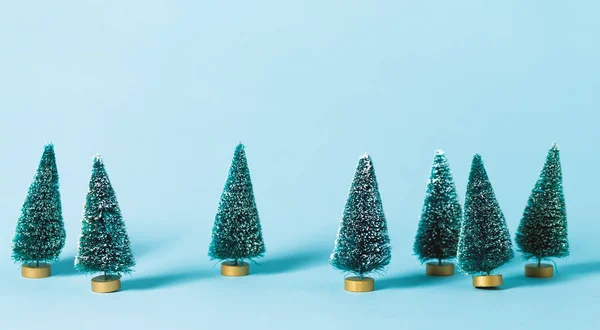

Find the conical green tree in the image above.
[
  {"left": 209, "top": 144, "right": 265, "bottom": 264},
  {"left": 75, "top": 155, "right": 135, "bottom": 278},
  {"left": 515, "top": 144, "right": 568, "bottom": 266},
  {"left": 12, "top": 144, "right": 66, "bottom": 266},
  {"left": 457, "top": 154, "right": 513, "bottom": 275},
  {"left": 413, "top": 150, "right": 462, "bottom": 265},
  {"left": 330, "top": 154, "right": 391, "bottom": 278}
]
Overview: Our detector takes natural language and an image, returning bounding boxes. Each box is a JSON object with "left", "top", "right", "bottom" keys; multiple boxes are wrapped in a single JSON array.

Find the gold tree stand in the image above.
[
  {"left": 344, "top": 277, "right": 374, "bottom": 292},
  {"left": 22, "top": 263, "right": 51, "bottom": 279},
  {"left": 91, "top": 275, "right": 121, "bottom": 293},
  {"left": 472, "top": 274, "right": 503, "bottom": 288},
  {"left": 426, "top": 262, "right": 454, "bottom": 276},
  {"left": 525, "top": 263, "right": 553, "bottom": 278},
  {"left": 221, "top": 261, "right": 250, "bottom": 276}
]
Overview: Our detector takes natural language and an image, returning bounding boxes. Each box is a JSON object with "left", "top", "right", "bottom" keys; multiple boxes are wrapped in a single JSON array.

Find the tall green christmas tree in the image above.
[
  {"left": 75, "top": 155, "right": 135, "bottom": 279},
  {"left": 12, "top": 143, "right": 66, "bottom": 267},
  {"left": 330, "top": 154, "right": 391, "bottom": 279},
  {"left": 209, "top": 144, "right": 265, "bottom": 265},
  {"left": 457, "top": 154, "right": 513, "bottom": 276},
  {"left": 413, "top": 150, "right": 462, "bottom": 265},
  {"left": 515, "top": 144, "right": 568, "bottom": 266}
]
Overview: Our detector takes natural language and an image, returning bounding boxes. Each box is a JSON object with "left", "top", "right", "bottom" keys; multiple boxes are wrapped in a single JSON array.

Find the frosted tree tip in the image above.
[
  {"left": 472, "top": 154, "right": 483, "bottom": 164},
  {"left": 551, "top": 143, "right": 560, "bottom": 151},
  {"left": 43, "top": 143, "right": 55, "bottom": 154},
  {"left": 94, "top": 154, "right": 103, "bottom": 163},
  {"left": 435, "top": 149, "right": 445, "bottom": 155},
  {"left": 359, "top": 153, "right": 370, "bottom": 159}
]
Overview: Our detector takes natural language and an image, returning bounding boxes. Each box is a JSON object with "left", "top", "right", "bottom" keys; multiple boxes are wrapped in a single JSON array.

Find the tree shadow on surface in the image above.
[
  {"left": 253, "top": 247, "right": 330, "bottom": 275},
  {"left": 124, "top": 269, "right": 215, "bottom": 291},
  {"left": 377, "top": 271, "right": 462, "bottom": 290},
  {"left": 51, "top": 256, "right": 78, "bottom": 277},
  {"left": 503, "top": 261, "right": 600, "bottom": 289},
  {"left": 52, "top": 236, "right": 175, "bottom": 277},
  {"left": 476, "top": 287, "right": 502, "bottom": 291}
]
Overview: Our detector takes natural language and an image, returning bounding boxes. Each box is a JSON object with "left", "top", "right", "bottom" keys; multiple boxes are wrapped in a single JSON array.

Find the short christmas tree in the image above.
[
  {"left": 75, "top": 155, "right": 134, "bottom": 292},
  {"left": 515, "top": 144, "right": 568, "bottom": 276},
  {"left": 330, "top": 154, "right": 391, "bottom": 291},
  {"left": 457, "top": 154, "right": 513, "bottom": 280},
  {"left": 12, "top": 143, "right": 66, "bottom": 278},
  {"left": 209, "top": 144, "right": 265, "bottom": 275},
  {"left": 413, "top": 150, "right": 462, "bottom": 275}
]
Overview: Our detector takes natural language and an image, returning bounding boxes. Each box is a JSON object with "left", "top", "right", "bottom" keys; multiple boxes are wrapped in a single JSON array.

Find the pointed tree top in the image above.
[
  {"left": 93, "top": 154, "right": 104, "bottom": 166},
  {"left": 468, "top": 154, "right": 490, "bottom": 185},
  {"left": 41, "top": 143, "right": 56, "bottom": 161},
  {"left": 435, "top": 149, "right": 445, "bottom": 156},
  {"left": 235, "top": 143, "right": 246, "bottom": 153},
  {"left": 37, "top": 143, "right": 57, "bottom": 174},
  {"left": 546, "top": 144, "right": 561, "bottom": 164},
  {"left": 358, "top": 154, "right": 374, "bottom": 169},
  {"left": 472, "top": 154, "right": 483, "bottom": 165}
]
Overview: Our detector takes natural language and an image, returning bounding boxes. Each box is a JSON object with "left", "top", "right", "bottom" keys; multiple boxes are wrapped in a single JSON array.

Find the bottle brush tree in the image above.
[
  {"left": 12, "top": 143, "right": 66, "bottom": 276},
  {"left": 75, "top": 155, "right": 135, "bottom": 283},
  {"left": 209, "top": 144, "right": 265, "bottom": 271},
  {"left": 413, "top": 150, "right": 462, "bottom": 272},
  {"left": 457, "top": 154, "right": 513, "bottom": 278},
  {"left": 330, "top": 154, "right": 391, "bottom": 288},
  {"left": 515, "top": 144, "right": 568, "bottom": 271}
]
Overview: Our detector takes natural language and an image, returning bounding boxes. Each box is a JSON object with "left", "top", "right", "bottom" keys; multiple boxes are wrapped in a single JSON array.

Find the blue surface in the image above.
[{"left": 1, "top": 1, "right": 599, "bottom": 329}]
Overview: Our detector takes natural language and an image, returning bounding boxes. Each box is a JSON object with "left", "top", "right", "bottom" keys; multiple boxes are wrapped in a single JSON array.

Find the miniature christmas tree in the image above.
[
  {"left": 413, "top": 150, "right": 462, "bottom": 276},
  {"left": 209, "top": 143, "right": 265, "bottom": 276},
  {"left": 457, "top": 154, "right": 513, "bottom": 288},
  {"left": 75, "top": 155, "right": 135, "bottom": 293},
  {"left": 515, "top": 144, "right": 568, "bottom": 278},
  {"left": 331, "top": 154, "right": 391, "bottom": 292},
  {"left": 12, "top": 143, "right": 66, "bottom": 278}
]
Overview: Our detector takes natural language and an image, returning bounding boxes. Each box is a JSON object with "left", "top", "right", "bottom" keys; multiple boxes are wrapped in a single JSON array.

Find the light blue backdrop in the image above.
[{"left": 1, "top": 1, "right": 598, "bottom": 329}]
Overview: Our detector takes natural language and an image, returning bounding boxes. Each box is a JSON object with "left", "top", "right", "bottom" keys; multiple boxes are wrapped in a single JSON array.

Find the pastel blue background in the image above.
[{"left": 1, "top": 1, "right": 598, "bottom": 329}]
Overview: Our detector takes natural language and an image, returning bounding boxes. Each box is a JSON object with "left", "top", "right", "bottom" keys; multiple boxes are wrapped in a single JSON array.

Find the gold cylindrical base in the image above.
[
  {"left": 22, "top": 263, "right": 51, "bottom": 279},
  {"left": 91, "top": 275, "right": 121, "bottom": 293},
  {"left": 221, "top": 261, "right": 249, "bottom": 276},
  {"left": 426, "top": 262, "right": 454, "bottom": 276},
  {"left": 525, "top": 263, "right": 553, "bottom": 278},
  {"left": 472, "top": 275, "right": 503, "bottom": 288},
  {"left": 344, "top": 277, "right": 374, "bottom": 292}
]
